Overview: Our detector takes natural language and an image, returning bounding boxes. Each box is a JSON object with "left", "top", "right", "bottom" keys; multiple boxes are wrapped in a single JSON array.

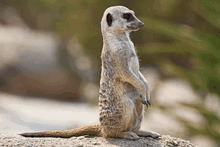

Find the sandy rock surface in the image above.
[{"left": 0, "top": 133, "right": 195, "bottom": 147}]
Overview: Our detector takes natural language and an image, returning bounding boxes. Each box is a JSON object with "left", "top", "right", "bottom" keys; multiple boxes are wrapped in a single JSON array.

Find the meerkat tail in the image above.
[{"left": 20, "top": 125, "right": 101, "bottom": 138}]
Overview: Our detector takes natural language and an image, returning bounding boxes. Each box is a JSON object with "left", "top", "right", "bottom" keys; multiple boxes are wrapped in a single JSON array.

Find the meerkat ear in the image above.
[{"left": 106, "top": 13, "right": 113, "bottom": 26}]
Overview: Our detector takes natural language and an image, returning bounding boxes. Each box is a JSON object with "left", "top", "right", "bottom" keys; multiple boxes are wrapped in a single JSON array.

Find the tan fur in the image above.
[
  {"left": 20, "top": 6, "right": 160, "bottom": 140},
  {"left": 20, "top": 125, "right": 101, "bottom": 138}
]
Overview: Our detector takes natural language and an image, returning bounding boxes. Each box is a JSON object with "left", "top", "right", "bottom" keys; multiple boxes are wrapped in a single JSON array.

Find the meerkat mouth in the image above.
[
  {"left": 127, "top": 22, "right": 144, "bottom": 31},
  {"left": 127, "top": 26, "right": 140, "bottom": 31}
]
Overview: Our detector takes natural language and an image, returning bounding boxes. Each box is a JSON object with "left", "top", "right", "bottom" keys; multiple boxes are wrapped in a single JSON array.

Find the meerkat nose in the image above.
[{"left": 139, "top": 22, "right": 144, "bottom": 28}]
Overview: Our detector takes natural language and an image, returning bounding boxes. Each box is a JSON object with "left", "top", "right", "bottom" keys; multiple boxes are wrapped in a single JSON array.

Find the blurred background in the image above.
[{"left": 0, "top": 0, "right": 219, "bottom": 146}]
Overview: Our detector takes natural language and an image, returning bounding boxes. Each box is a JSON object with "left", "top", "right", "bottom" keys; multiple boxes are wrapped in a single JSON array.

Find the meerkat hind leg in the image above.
[
  {"left": 134, "top": 130, "right": 161, "bottom": 139},
  {"left": 117, "top": 132, "right": 140, "bottom": 140}
]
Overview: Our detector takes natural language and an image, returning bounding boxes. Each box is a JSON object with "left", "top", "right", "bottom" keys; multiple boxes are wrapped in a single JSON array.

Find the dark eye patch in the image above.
[
  {"left": 123, "top": 13, "right": 134, "bottom": 21},
  {"left": 106, "top": 13, "right": 113, "bottom": 26}
]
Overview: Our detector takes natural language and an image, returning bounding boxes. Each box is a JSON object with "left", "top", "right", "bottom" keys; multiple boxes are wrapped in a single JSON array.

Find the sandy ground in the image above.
[{"left": 0, "top": 133, "right": 195, "bottom": 147}]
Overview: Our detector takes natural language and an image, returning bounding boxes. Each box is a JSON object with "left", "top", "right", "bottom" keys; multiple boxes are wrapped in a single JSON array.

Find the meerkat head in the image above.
[{"left": 101, "top": 6, "right": 144, "bottom": 34}]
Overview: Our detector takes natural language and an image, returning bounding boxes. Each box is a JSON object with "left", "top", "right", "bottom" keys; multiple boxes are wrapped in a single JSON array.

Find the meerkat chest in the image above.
[
  {"left": 112, "top": 35, "right": 140, "bottom": 75},
  {"left": 122, "top": 40, "right": 139, "bottom": 75},
  {"left": 129, "top": 44, "right": 139, "bottom": 75}
]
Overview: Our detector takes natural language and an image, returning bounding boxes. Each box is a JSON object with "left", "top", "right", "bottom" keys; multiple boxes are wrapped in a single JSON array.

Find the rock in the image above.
[{"left": 0, "top": 133, "right": 195, "bottom": 147}]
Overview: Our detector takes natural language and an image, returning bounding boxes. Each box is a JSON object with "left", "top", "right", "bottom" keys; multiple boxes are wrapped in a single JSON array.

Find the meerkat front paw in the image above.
[
  {"left": 142, "top": 99, "right": 151, "bottom": 107},
  {"left": 140, "top": 94, "right": 148, "bottom": 106},
  {"left": 141, "top": 93, "right": 151, "bottom": 107}
]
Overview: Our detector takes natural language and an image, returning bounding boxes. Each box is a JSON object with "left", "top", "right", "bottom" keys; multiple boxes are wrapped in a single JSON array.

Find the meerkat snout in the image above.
[
  {"left": 138, "top": 21, "right": 144, "bottom": 28},
  {"left": 126, "top": 14, "right": 144, "bottom": 31},
  {"left": 127, "top": 21, "right": 144, "bottom": 30},
  {"left": 123, "top": 12, "right": 144, "bottom": 31}
]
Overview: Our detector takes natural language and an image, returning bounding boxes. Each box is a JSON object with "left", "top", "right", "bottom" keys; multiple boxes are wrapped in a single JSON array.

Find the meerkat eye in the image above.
[{"left": 123, "top": 13, "right": 134, "bottom": 21}]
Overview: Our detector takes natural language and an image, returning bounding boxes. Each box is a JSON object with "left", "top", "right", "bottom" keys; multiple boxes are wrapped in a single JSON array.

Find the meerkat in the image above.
[{"left": 20, "top": 6, "right": 160, "bottom": 140}]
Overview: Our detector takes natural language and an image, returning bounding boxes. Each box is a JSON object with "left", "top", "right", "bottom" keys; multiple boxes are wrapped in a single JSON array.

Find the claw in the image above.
[
  {"left": 142, "top": 100, "right": 149, "bottom": 107},
  {"left": 147, "top": 99, "right": 151, "bottom": 106},
  {"left": 142, "top": 100, "right": 146, "bottom": 104}
]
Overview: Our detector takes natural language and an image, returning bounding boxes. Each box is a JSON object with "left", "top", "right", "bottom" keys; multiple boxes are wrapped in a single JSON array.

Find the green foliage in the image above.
[{"left": 137, "top": 2, "right": 220, "bottom": 97}]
